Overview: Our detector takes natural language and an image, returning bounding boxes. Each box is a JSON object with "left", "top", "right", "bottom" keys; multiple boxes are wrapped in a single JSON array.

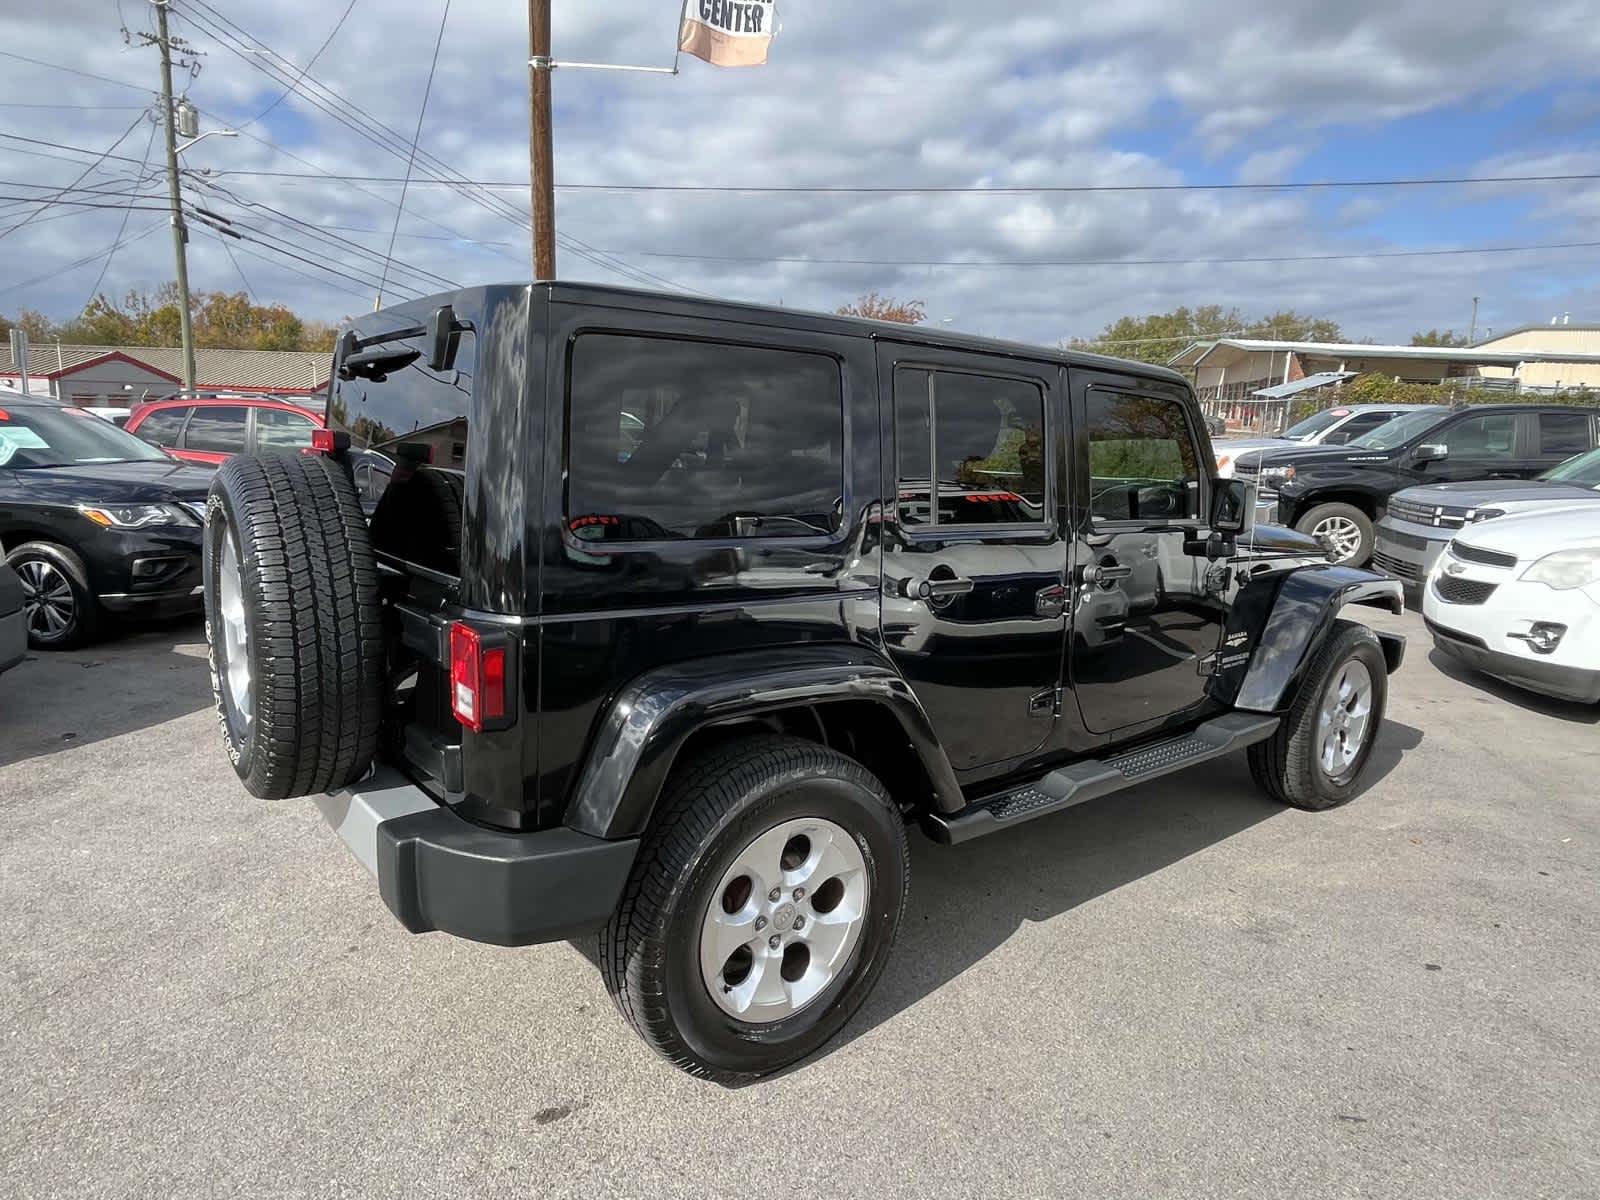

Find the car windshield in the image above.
[
  {"left": 1282, "top": 408, "right": 1349, "bottom": 440},
  {"left": 1541, "top": 445, "right": 1600, "bottom": 487},
  {"left": 0, "top": 404, "right": 172, "bottom": 468},
  {"left": 1349, "top": 409, "right": 1444, "bottom": 450}
]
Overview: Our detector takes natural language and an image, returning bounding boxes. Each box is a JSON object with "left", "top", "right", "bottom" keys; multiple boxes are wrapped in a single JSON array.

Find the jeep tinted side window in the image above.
[
  {"left": 327, "top": 319, "right": 476, "bottom": 577},
  {"left": 1085, "top": 389, "right": 1200, "bottom": 521},
  {"left": 893, "top": 367, "right": 1045, "bottom": 526},
  {"left": 566, "top": 334, "right": 844, "bottom": 541}
]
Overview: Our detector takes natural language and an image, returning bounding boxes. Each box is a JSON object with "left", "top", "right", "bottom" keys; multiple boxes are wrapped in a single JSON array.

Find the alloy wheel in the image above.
[
  {"left": 1317, "top": 658, "right": 1373, "bottom": 782},
  {"left": 1311, "top": 514, "right": 1364, "bottom": 563},
  {"left": 699, "top": 817, "right": 869, "bottom": 1022},
  {"left": 17, "top": 559, "right": 75, "bottom": 642}
]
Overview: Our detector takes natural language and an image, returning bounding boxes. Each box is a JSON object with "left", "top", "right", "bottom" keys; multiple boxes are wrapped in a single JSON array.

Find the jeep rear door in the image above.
[
  {"left": 1067, "top": 368, "right": 1228, "bottom": 737},
  {"left": 875, "top": 341, "right": 1067, "bottom": 775}
]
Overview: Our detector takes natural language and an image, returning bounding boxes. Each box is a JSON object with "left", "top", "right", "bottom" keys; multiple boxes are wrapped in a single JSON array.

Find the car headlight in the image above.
[
  {"left": 1258, "top": 465, "right": 1295, "bottom": 485},
  {"left": 1520, "top": 547, "right": 1600, "bottom": 590},
  {"left": 1466, "top": 508, "right": 1505, "bottom": 524},
  {"left": 77, "top": 502, "right": 199, "bottom": 529}
]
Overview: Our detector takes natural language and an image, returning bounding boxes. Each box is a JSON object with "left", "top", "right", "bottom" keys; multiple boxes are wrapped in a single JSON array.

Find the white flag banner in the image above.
[{"left": 679, "top": 0, "right": 777, "bottom": 67}]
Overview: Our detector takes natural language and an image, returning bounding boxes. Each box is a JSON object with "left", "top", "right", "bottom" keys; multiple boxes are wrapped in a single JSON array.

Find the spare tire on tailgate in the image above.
[{"left": 204, "top": 453, "right": 383, "bottom": 799}]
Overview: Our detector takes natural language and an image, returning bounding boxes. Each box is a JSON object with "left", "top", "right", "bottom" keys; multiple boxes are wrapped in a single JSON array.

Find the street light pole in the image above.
[
  {"left": 528, "top": 0, "right": 556, "bottom": 279},
  {"left": 153, "top": 0, "right": 196, "bottom": 392}
]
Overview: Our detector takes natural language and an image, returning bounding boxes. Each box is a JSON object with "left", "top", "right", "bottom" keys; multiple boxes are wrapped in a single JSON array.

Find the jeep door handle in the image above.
[
  {"left": 1078, "top": 563, "right": 1132, "bottom": 585},
  {"left": 898, "top": 575, "right": 975, "bottom": 601}
]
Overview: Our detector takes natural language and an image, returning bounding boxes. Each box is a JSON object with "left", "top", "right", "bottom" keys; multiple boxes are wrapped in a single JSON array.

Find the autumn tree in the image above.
[
  {"left": 0, "top": 309, "right": 57, "bottom": 343},
  {"left": 1411, "top": 328, "right": 1470, "bottom": 347},
  {"left": 1069, "top": 306, "right": 1344, "bottom": 368},
  {"left": 837, "top": 293, "right": 926, "bottom": 324},
  {"left": 52, "top": 286, "right": 337, "bottom": 352}
]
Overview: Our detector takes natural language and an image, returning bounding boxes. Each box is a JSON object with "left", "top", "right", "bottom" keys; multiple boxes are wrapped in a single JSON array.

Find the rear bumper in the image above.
[{"left": 316, "top": 768, "right": 640, "bottom": 947}]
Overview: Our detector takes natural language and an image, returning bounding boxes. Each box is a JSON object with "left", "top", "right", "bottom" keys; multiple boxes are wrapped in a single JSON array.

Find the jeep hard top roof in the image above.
[{"left": 368, "top": 281, "right": 1193, "bottom": 390}]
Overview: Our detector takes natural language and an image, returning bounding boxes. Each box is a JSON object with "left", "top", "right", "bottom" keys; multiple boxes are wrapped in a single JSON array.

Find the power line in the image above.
[
  {"left": 0, "top": 103, "right": 151, "bottom": 111},
  {"left": 0, "top": 221, "right": 165, "bottom": 299},
  {"left": 0, "top": 49, "right": 155, "bottom": 93},
  {"left": 0, "top": 113, "right": 150, "bottom": 243},
  {"left": 197, "top": 226, "right": 383, "bottom": 306},
  {"left": 377, "top": 0, "right": 450, "bottom": 308},
  {"left": 586, "top": 238, "right": 1600, "bottom": 269},
  {"left": 241, "top": 0, "right": 361, "bottom": 129},
  {"left": 191, "top": 169, "right": 1600, "bottom": 195},
  {"left": 84, "top": 121, "right": 163, "bottom": 307},
  {"left": 176, "top": 0, "right": 696, "bottom": 294}
]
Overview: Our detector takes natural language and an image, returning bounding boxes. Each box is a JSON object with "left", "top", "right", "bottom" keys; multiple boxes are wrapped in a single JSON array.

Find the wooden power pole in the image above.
[
  {"left": 154, "top": 0, "right": 196, "bottom": 391},
  {"left": 528, "top": 0, "right": 556, "bottom": 279}
]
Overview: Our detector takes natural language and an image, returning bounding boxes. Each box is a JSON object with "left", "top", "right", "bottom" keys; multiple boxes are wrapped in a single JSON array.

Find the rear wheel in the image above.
[
  {"left": 8, "top": 542, "right": 98, "bottom": 650},
  {"left": 1294, "top": 502, "right": 1373, "bottom": 565},
  {"left": 600, "top": 735, "right": 909, "bottom": 1084},
  {"left": 203, "top": 453, "right": 383, "bottom": 798},
  {"left": 1249, "top": 619, "right": 1387, "bottom": 810}
]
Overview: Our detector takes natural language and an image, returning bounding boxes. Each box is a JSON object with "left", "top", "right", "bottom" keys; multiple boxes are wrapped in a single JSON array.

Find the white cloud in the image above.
[{"left": 0, "top": 0, "right": 1597, "bottom": 349}]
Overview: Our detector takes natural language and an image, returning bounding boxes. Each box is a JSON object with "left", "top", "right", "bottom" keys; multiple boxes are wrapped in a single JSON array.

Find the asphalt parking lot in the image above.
[{"left": 2, "top": 606, "right": 1596, "bottom": 1199}]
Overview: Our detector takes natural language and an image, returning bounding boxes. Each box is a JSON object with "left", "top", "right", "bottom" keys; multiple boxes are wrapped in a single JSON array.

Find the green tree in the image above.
[
  {"left": 1068, "top": 306, "right": 1344, "bottom": 368},
  {"left": 0, "top": 309, "right": 59, "bottom": 342},
  {"left": 55, "top": 286, "right": 336, "bottom": 352},
  {"left": 837, "top": 293, "right": 926, "bottom": 324},
  {"left": 1410, "top": 328, "right": 1469, "bottom": 347}
]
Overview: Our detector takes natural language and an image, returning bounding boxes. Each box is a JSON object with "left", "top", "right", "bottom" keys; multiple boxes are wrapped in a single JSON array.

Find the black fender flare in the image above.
[
  {"left": 564, "top": 645, "right": 964, "bottom": 839},
  {"left": 1233, "top": 565, "right": 1405, "bottom": 714}
]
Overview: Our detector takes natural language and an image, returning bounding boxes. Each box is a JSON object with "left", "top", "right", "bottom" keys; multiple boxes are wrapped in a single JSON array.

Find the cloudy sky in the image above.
[{"left": 3, "top": 0, "right": 1599, "bottom": 350}]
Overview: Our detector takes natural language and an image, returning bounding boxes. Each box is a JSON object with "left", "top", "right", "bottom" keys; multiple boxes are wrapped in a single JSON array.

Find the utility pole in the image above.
[
  {"left": 153, "top": 0, "right": 196, "bottom": 392},
  {"left": 1468, "top": 296, "right": 1479, "bottom": 345},
  {"left": 528, "top": 0, "right": 556, "bottom": 279}
]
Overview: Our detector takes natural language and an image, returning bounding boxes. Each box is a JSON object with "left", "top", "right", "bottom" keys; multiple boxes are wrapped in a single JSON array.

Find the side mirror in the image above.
[
  {"left": 1413, "top": 443, "right": 1448, "bottom": 464},
  {"left": 1209, "top": 477, "right": 1251, "bottom": 534}
]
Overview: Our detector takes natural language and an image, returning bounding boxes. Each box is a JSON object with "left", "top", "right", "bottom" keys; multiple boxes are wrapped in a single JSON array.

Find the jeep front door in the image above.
[
  {"left": 877, "top": 344, "right": 1066, "bottom": 775},
  {"left": 1068, "top": 371, "right": 1228, "bottom": 736}
]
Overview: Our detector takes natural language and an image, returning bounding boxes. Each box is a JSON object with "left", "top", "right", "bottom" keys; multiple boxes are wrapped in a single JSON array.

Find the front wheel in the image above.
[
  {"left": 1249, "top": 619, "right": 1388, "bottom": 810},
  {"left": 600, "top": 735, "right": 909, "bottom": 1084},
  {"left": 1294, "top": 502, "right": 1373, "bottom": 565},
  {"left": 7, "top": 542, "right": 98, "bottom": 650}
]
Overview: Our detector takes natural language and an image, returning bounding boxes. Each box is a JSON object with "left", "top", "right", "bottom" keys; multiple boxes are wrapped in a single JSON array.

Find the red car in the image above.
[{"left": 125, "top": 395, "right": 326, "bottom": 467}]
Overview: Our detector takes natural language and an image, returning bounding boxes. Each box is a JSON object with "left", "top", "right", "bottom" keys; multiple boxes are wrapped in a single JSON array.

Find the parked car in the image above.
[
  {"left": 1373, "top": 444, "right": 1600, "bottom": 590},
  {"left": 1213, "top": 403, "right": 1434, "bottom": 478},
  {"left": 199, "top": 283, "right": 1405, "bottom": 1084},
  {"left": 83, "top": 406, "right": 133, "bottom": 427},
  {"left": 1424, "top": 505, "right": 1600, "bottom": 704},
  {"left": 1236, "top": 403, "right": 1600, "bottom": 566},
  {"left": 0, "top": 399, "right": 213, "bottom": 648},
  {"left": 0, "top": 560, "right": 24, "bottom": 674},
  {"left": 125, "top": 395, "right": 326, "bottom": 466}
]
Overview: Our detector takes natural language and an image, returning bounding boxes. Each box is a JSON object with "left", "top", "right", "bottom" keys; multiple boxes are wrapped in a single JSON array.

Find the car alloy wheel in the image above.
[
  {"left": 1316, "top": 658, "right": 1373, "bottom": 783},
  {"left": 1310, "top": 514, "right": 1364, "bottom": 563},
  {"left": 17, "top": 558, "right": 75, "bottom": 642},
  {"left": 699, "top": 816, "right": 870, "bottom": 1022}
]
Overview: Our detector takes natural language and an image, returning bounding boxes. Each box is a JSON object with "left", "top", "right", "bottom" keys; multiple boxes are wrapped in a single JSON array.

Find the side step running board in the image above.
[{"left": 924, "top": 713, "right": 1280, "bottom": 845}]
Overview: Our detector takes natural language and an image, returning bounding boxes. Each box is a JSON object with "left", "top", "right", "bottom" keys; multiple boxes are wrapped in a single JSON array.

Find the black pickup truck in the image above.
[
  {"left": 200, "top": 283, "right": 1406, "bottom": 1083},
  {"left": 1237, "top": 402, "right": 1600, "bottom": 566}
]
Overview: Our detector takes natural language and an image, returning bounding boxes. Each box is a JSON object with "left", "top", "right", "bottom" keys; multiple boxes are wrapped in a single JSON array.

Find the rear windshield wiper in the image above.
[{"left": 335, "top": 303, "right": 473, "bottom": 381}]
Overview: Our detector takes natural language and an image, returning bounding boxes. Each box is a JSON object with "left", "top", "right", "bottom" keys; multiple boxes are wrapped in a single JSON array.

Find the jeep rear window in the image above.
[{"left": 566, "top": 334, "right": 844, "bottom": 541}]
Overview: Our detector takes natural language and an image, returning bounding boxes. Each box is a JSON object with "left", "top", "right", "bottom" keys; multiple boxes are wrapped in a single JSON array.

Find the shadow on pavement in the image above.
[
  {"left": 797, "top": 718, "right": 1425, "bottom": 1080},
  {"left": 1427, "top": 649, "right": 1600, "bottom": 726},
  {"left": 0, "top": 613, "right": 212, "bottom": 768}
]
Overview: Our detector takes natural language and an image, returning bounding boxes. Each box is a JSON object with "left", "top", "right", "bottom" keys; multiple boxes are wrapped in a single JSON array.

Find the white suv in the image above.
[{"left": 1424, "top": 506, "right": 1600, "bottom": 704}]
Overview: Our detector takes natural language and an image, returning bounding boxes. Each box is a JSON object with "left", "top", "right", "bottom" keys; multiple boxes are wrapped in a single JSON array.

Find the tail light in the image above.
[
  {"left": 449, "top": 621, "right": 510, "bottom": 733},
  {"left": 311, "top": 428, "right": 336, "bottom": 453}
]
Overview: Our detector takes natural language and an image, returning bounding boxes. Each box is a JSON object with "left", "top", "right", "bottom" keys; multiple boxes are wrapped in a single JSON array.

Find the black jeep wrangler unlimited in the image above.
[{"left": 202, "top": 283, "right": 1405, "bottom": 1083}]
